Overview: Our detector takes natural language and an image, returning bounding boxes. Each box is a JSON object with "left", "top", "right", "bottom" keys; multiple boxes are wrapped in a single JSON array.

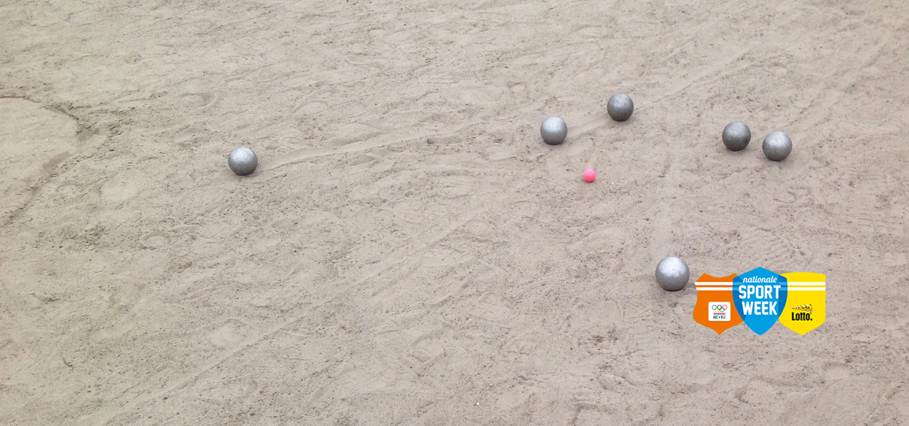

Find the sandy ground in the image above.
[{"left": 2, "top": 0, "right": 909, "bottom": 424}]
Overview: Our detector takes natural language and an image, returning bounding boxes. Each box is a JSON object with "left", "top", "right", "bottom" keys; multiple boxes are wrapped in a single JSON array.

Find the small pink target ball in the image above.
[{"left": 583, "top": 169, "right": 596, "bottom": 182}]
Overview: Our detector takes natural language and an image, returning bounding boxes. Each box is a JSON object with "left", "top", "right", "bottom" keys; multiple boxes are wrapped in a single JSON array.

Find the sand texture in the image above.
[{"left": 2, "top": 0, "right": 909, "bottom": 424}]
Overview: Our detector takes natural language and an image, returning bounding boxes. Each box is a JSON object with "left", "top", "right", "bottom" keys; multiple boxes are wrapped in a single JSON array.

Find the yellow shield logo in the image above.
[{"left": 779, "top": 272, "right": 826, "bottom": 335}]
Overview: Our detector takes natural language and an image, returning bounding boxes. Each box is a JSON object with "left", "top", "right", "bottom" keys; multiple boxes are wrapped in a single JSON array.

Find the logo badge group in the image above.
[{"left": 693, "top": 268, "right": 825, "bottom": 335}]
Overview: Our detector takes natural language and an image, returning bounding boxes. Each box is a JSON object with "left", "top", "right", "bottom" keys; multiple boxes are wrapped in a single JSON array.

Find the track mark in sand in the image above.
[
  {"left": 95, "top": 209, "right": 482, "bottom": 424},
  {"left": 94, "top": 307, "right": 335, "bottom": 425},
  {"left": 649, "top": 150, "right": 679, "bottom": 260},
  {"left": 642, "top": 59, "right": 753, "bottom": 110},
  {"left": 782, "top": 32, "right": 892, "bottom": 131},
  {"left": 347, "top": 209, "right": 484, "bottom": 302},
  {"left": 568, "top": 115, "right": 611, "bottom": 139},
  {"left": 0, "top": 98, "right": 78, "bottom": 227},
  {"left": 268, "top": 121, "right": 474, "bottom": 169}
]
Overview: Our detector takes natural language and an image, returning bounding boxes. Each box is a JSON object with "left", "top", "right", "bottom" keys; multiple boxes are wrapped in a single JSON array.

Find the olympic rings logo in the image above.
[{"left": 711, "top": 304, "right": 728, "bottom": 313}]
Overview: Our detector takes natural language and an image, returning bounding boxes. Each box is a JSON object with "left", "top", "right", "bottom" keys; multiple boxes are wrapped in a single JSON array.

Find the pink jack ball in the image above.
[{"left": 583, "top": 169, "right": 596, "bottom": 183}]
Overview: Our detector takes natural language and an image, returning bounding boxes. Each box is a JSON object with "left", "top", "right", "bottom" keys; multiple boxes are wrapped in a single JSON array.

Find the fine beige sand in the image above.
[{"left": 2, "top": 0, "right": 909, "bottom": 424}]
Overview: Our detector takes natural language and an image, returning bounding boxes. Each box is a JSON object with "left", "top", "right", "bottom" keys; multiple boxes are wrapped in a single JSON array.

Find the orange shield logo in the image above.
[{"left": 693, "top": 274, "right": 743, "bottom": 335}]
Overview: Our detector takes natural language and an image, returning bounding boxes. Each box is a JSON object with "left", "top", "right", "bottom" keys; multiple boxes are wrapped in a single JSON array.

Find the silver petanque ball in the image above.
[
  {"left": 655, "top": 256, "right": 690, "bottom": 291},
  {"left": 762, "top": 131, "right": 792, "bottom": 162},
  {"left": 722, "top": 121, "right": 751, "bottom": 151},
  {"left": 228, "top": 146, "right": 258, "bottom": 175},
  {"left": 540, "top": 117, "right": 568, "bottom": 145},
  {"left": 607, "top": 94, "right": 634, "bottom": 122}
]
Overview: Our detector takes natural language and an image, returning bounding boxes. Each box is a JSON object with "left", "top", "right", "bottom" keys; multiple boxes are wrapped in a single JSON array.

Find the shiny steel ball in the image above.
[
  {"left": 228, "top": 146, "right": 258, "bottom": 175},
  {"left": 540, "top": 117, "right": 567, "bottom": 145},
  {"left": 655, "top": 256, "right": 690, "bottom": 291},
  {"left": 722, "top": 121, "right": 751, "bottom": 151},
  {"left": 607, "top": 94, "right": 634, "bottom": 122},
  {"left": 762, "top": 131, "right": 792, "bottom": 162}
]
